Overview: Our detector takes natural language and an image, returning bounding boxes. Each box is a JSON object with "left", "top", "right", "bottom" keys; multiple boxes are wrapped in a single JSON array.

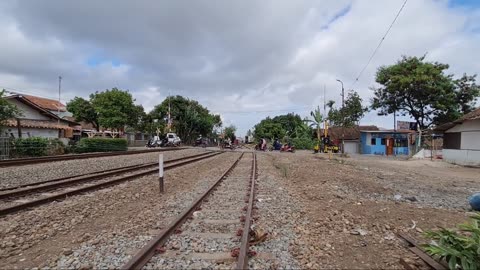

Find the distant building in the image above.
[
  {"left": 1, "top": 94, "right": 79, "bottom": 139},
  {"left": 359, "top": 130, "right": 414, "bottom": 156},
  {"left": 320, "top": 125, "right": 379, "bottom": 154},
  {"left": 435, "top": 108, "right": 480, "bottom": 166}
]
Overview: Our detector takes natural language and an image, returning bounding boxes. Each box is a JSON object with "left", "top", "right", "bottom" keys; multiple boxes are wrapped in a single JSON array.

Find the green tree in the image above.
[
  {"left": 253, "top": 117, "right": 286, "bottom": 141},
  {"left": 149, "top": 95, "right": 221, "bottom": 143},
  {"left": 435, "top": 73, "right": 480, "bottom": 124},
  {"left": 90, "top": 88, "right": 138, "bottom": 131},
  {"left": 328, "top": 91, "right": 367, "bottom": 127},
  {"left": 0, "top": 90, "right": 21, "bottom": 130},
  {"left": 66, "top": 97, "right": 99, "bottom": 131},
  {"left": 306, "top": 106, "right": 323, "bottom": 142},
  {"left": 271, "top": 113, "right": 303, "bottom": 138},
  {"left": 128, "top": 105, "right": 147, "bottom": 131},
  {"left": 371, "top": 55, "right": 480, "bottom": 129},
  {"left": 224, "top": 125, "right": 236, "bottom": 142}
]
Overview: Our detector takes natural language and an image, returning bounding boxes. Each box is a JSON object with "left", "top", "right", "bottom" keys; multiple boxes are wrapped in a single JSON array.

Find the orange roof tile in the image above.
[{"left": 23, "top": 95, "right": 66, "bottom": 112}]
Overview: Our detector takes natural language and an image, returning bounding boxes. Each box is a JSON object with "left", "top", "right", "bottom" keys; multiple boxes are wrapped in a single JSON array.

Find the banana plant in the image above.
[
  {"left": 423, "top": 214, "right": 480, "bottom": 270},
  {"left": 306, "top": 106, "right": 323, "bottom": 143}
]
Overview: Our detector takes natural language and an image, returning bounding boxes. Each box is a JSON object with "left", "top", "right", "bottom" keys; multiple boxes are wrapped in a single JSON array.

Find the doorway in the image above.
[{"left": 386, "top": 138, "right": 394, "bottom": 156}]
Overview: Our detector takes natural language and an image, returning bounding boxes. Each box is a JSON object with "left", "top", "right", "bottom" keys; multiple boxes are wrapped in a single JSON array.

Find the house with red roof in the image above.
[{"left": 1, "top": 94, "right": 80, "bottom": 139}]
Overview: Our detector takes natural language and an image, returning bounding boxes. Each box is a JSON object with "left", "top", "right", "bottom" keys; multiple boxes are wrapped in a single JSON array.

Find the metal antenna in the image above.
[{"left": 58, "top": 76, "right": 62, "bottom": 125}]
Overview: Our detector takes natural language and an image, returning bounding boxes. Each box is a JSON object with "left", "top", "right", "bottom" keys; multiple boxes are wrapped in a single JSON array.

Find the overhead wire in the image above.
[
  {"left": 216, "top": 106, "right": 312, "bottom": 114},
  {"left": 351, "top": 0, "right": 408, "bottom": 87}
]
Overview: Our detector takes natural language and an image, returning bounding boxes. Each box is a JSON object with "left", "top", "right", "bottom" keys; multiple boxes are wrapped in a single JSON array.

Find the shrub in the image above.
[
  {"left": 291, "top": 137, "right": 315, "bottom": 150},
  {"left": 47, "top": 138, "right": 65, "bottom": 155},
  {"left": 75, "top": 138, "right": 128, "bottom": 153},
  {"left": 14, "top": 137, "right": 49, "bottom": 157},
  {"left": 423, "top": 213, "right": 480, "bottom": 270}
]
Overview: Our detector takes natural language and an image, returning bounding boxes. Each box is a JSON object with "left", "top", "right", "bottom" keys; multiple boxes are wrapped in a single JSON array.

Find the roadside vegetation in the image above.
[{"left": 423, "top": 214, "right": 480, "bottom": 270}]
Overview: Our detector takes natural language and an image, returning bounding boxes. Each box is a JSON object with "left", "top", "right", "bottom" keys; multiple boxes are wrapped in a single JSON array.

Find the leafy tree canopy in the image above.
[
  {"left": 253, "top": 113, "right": 315, "bottom": 141},
  {"left": 328, "top": 90, "right": 368, "bottom": 127},
  {"left": 371, "top": 55, "right": 479, "bottom": 129},
  {"left": 66, "top": 97, "right": 99, "bottom": 131},
  {"left": 90, "top": 88, "right": 138, "bottom": 130},
  {"left": 223, "top": 125, "right": 236, "bottom": 142},
  {"left": 253, "top": 117, "right": 286, "bottom": 141},
  {"left": 271, "top": 113, "right": 303, "bottom": 137},
  {"left": 0, "top": 90, "right": 21, "bottom": 128},
  {"left": 149, "top": 95, "right": 221, "bottom": 143}
]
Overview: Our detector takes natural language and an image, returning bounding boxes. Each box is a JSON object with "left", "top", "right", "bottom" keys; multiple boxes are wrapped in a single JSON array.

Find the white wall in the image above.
[
  {"left": 461, "top": 131, "right": 480, "bottom": 150},
  {"left": 1, "top": 127, "right": 59, "bottom": 138},
  {"left": 7, "top": 99, "right": 50, "bottom": 120},
  {"left": 443, "top": 149, "right": 480, "bottom": 166},
  {"left": 445, "top": 119, "right": 480, "bottom": 150},
  {"left": 344, "top": 141, "right": 359, "bottom": 154},
  {"left": 446, "top": 119, "right": 480, "bottom": 133}
]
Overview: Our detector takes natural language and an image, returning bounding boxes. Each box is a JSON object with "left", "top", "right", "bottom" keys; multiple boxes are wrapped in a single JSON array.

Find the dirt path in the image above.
[{"left": 259, "top": 151, "right": 474, "bottom": 269}]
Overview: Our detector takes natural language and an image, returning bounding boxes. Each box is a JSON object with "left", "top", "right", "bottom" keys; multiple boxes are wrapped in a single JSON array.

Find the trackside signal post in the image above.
[{"left": 159, "top": 154, "right": 164, "bottom": 193}]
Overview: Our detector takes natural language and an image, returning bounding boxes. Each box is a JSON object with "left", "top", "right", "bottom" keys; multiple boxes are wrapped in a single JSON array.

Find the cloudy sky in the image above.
[{"left": 0, "top": 0, "right": 479, "bottom": 135}]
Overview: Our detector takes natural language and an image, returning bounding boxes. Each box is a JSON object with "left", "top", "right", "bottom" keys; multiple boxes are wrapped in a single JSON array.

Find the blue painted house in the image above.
[{"left": 360, "top": 130, "right": 413, "bottom": 156}]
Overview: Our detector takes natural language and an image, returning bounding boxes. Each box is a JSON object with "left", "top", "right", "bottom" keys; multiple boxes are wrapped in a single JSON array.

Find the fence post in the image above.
[{"left": 159, "top": 154, "right": 164, "bottom": 193}]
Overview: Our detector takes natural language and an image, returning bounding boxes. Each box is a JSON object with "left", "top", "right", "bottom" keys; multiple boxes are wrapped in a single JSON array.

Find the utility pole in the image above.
[
  {"left": 393, "top": 109, "right": 396, "bottom": 156},
  {"left": 323, "top": 84, "right": 326, "bottom": 115},
  {"left": 58, "top": 76, "right": 62, "bottom": 126},
  {"left": 336, "top": 79, "right": 345, "bottom": 154},
  {"left": 167, "top": 92, "right": 171, "bottom": 132}
]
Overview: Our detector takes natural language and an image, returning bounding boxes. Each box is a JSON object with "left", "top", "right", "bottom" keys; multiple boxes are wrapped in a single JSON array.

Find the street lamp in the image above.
[{"left": 336, "top": 79, "right": 345, "bottom": 154}]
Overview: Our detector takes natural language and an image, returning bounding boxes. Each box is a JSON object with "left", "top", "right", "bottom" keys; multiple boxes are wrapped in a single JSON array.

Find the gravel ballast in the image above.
[
  {"left": 0, "top": 152, "right": 240, "bottom": 269},
  {"left": 0, "top": 148, "right": 202, "bottom": 189}
]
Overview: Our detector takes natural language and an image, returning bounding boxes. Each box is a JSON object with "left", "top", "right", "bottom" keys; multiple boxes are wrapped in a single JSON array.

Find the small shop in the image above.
[{"left": 360, "top": 130, "right": 414, "bottom": 156}]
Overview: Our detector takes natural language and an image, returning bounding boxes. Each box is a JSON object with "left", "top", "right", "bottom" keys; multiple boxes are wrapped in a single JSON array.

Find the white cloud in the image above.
[{"left": 0, "top": 0, "right": 478, "bottom": 136}]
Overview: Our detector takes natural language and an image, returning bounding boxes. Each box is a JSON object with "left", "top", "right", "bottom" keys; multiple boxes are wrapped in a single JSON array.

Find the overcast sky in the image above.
[{"left": 0, "top": 0, "right": 479, "bottom": 136}]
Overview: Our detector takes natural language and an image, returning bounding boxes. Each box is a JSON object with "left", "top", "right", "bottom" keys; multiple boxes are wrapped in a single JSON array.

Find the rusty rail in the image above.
[
  {"left": 0, "top": 152, "right": 222, "bottom": 217},
  {"left": 398, "top": 233, "right": 447, "bottom": 270},
  {"left": 236, "top": 152, "right": 257, "bottom": 269},
  {"left": 0, "top": 152, "right": 214, "bottom": 198},
  {"left": 0, "top": 147, "right": 187, "bottom": 167},
  {"left": 122, "top": 152, "right": 245, "bottom": 270}
]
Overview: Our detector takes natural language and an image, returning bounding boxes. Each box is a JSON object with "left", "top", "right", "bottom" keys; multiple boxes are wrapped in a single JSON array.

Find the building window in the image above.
[
  {"left": 444, "top": 132, "right": 461, "bottom": 149},
  {"left": 381, "top": 138, "right": 386, "bottom": 145},
  {"left": 371, "top": 138, "right": 376, "bottom": 145},
  {"left": 395, "top": 139, "right": 408, "bottom": 147}
]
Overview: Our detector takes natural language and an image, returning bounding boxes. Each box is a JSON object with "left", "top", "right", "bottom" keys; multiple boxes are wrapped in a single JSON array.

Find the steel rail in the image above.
[
  {"left": 236, "top": 152, "right": 257, "bottom": 269},
  {"left": 398, "top": 233, "right": 447, "bottom": 270},
  {"left": 122, "top": 152, "right": 245, "bottom": 270},
  {"left": 0, "top": 152, "right": 214, "bottom": 198},
  {"left": 0, "top": 152, "right": 223, "bottom": 217},
  {"left": 0, "top": 147, "right": 187, "bottom": 167}
]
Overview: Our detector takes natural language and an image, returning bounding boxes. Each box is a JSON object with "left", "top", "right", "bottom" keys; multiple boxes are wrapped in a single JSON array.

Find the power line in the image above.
[
  {"left": 217, "top": 106, "right": 312, "bottom": 114},
  {"left": 352, "top": 0, "right": 408, "bottom": 86}
]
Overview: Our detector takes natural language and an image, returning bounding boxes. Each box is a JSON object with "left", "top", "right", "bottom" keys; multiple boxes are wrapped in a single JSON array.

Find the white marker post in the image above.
[{"left": 159, "top": 154, "right": 164, "bottom": 193}]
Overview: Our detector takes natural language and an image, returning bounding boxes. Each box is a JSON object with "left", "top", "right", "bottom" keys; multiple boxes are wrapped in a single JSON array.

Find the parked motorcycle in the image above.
[
  {"left": 146, "top": 138, "right": 161, "bottom": 148},
  {"left": 280, "top": 144, "right": 295, "bottom": 153}
]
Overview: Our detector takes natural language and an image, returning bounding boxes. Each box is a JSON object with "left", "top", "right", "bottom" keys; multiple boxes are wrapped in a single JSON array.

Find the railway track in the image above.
[
  {"left": 0, "top": 152, "right": 213, "bottom": 194},
  {"left": 0, "top": 147, "right": 187, "bottom": 167},
  {"left": 123, "top": 152, "right": 260, "bottom": 269},
  {"left": 0, "top": 151, "right": 222, "bottom": 217}
]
